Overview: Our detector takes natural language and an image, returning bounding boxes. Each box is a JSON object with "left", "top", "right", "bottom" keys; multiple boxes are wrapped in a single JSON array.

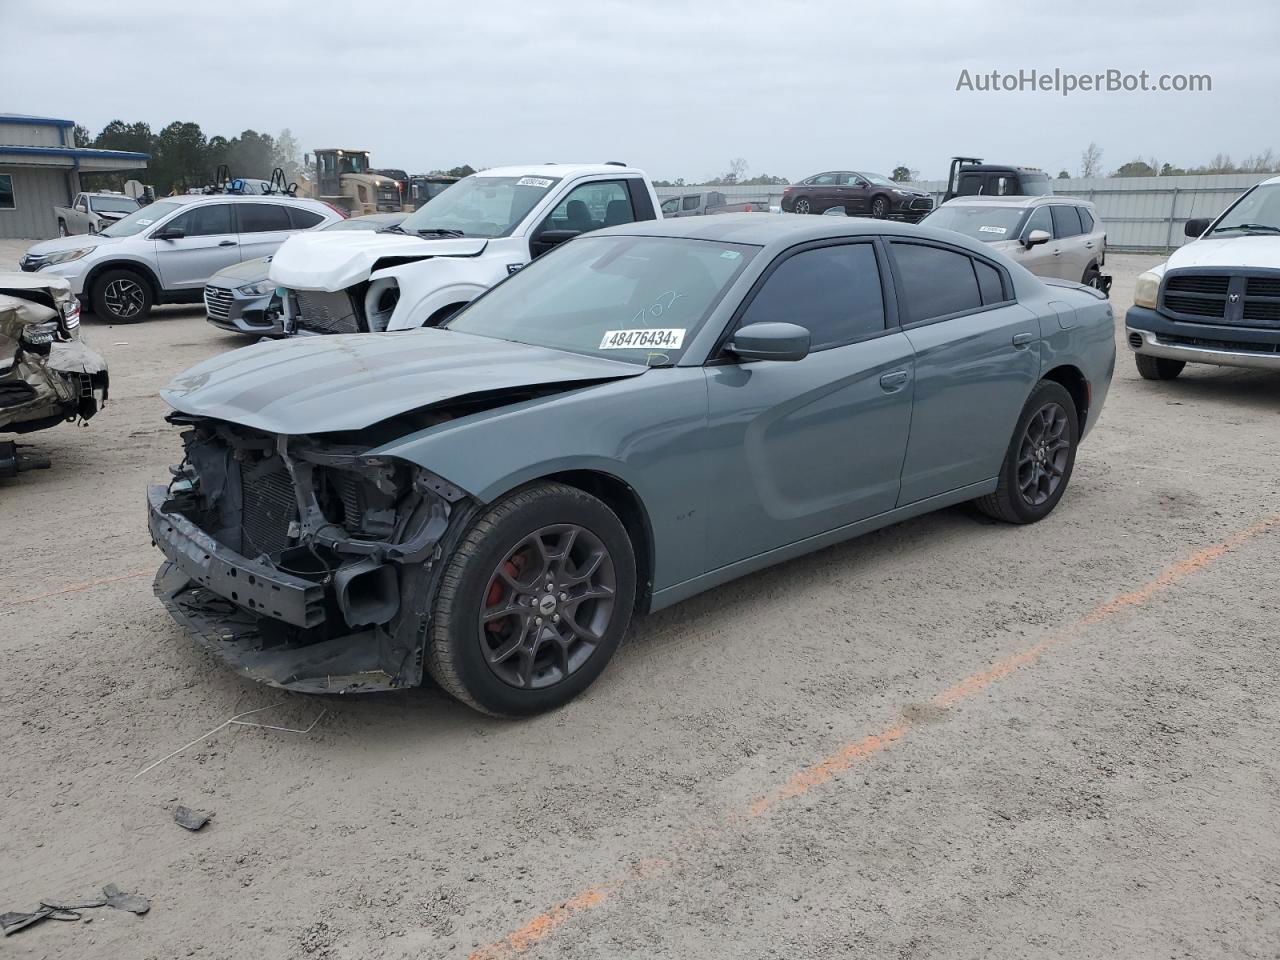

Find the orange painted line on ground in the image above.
[
  {"left": 2, "top": 569, "right": 151, "bottom": 608},
  {"left": 468, "top": 513, "right": 1279, "bottom": 958}
]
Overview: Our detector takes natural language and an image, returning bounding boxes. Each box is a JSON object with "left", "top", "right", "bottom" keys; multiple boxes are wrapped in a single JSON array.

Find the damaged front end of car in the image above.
[{"left": 149, "top": 416, "right": 476, "bottom": 693}]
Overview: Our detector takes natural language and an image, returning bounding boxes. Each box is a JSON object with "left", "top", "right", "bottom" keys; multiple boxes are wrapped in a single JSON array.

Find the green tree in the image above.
[
  {"left": 891, "top": 165, "right": 912, "bottom": 182},
  {"left": 272, "top": 128, "right": 302, "bottom": 180},
  {"left": 153, "top": 121, "right": 208, "bottom": 193},
  {"left": 445, "top": 164, "right": 476, "bottom": 178},
  {"left": 225, "top": 129, "right": 275, "bottom": 178},
  {"left": 1057, "top": 170, "right": 1070, "bottom": 179},
  {"left": 1112, "top": 159, "right": 1157, "bottom": 178},
  {"left": 73, "top": 124, "right": 92, "bottom": 147}
]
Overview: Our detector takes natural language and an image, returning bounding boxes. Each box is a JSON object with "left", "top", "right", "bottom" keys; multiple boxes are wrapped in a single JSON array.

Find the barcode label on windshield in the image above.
[
  {"left": 978, "top": 225, "right": 1008, "bottom": 234},
  {"left": 517, "top": 177, "right": 554, "bottom": 188},
  {"left": 599, "top": 328, "right": 685, "bottom": 350}
]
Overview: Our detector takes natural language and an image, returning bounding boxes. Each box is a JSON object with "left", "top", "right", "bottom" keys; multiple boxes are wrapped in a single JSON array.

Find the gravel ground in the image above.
[{"left": 1, "top": 247, "right": 1278, "bottom": 960}]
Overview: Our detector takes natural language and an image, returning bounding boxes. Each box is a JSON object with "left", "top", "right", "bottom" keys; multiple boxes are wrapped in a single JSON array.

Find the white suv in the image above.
[{"left": 19, "top": 195, "right": 343, "bottom": 323}]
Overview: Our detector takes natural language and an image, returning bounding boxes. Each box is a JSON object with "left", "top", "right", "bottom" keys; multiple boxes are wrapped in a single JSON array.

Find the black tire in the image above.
[
  {"left": 425, "top": 482, "right": 636, "bottom": 716},
  {"left": 793, "top": 197, "right": 811, "bottom": 215},
  {"left": 1135, "top": 354, "right": 1184, "bottom": 381},
  {"left": 90, "top": 268, "right": 152, "bottom": 323},
  {"left": 57, "top": 220, "right": 68, "bottom": 238},
  {"left": 424, "top": 302, "right": 467, "bottom": 327},
  {"left": 974, "top": 380, "right": 1079, "bottom": 525},
  {"left": 870, "top": 196, "right": 890, "bottom": 219},
  {"left": 1082, "top": 265, "right": 1106, "bottom": 294}
]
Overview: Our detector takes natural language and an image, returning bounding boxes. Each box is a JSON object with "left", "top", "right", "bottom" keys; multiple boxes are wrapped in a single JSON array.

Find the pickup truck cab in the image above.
[
  {"left": 269, "top": 163, "right": 660, "bottom": 334},
  {"left": 1126, "top": 176, "right": 1280, "bottom": 379},
  {"left": 54, "top": 192, "right": 139, "bottom": 237},
  {"left": 660, "top": 191, "right": 770, "bottom": 217}
]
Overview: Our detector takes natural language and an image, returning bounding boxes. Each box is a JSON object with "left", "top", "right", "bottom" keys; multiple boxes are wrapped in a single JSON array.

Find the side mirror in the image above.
[
  {"left": 75, "top": 203, "right": 88, "bottom": 213},
  {"left": 1024, "top": 228, "right": 1051, "bottom": 248},
  {"left": 154, "top": 226, "right": 186, "bottom": 240},
  {"left": 530, "top": 228, "right": 580, "bottom": 256},
  {"left": 726, "top": 322, "right": 810, "bottom": 362},
  {"left": 1184, "top": 217, "right": 1212, "bottom": 238}
]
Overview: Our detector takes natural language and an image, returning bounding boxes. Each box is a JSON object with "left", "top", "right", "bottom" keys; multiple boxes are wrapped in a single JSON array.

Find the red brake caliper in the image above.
[{"left": 485, "top": 557, "right": 524, "bottom": 632}]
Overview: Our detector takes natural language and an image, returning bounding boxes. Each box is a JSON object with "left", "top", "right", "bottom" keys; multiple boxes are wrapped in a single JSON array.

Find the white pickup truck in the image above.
[
  {"left": 53, "top": 192, "right": 139, "bottom": 237},
  {"left": 268, "top": 163, "right": 661, "bottom": 334}
]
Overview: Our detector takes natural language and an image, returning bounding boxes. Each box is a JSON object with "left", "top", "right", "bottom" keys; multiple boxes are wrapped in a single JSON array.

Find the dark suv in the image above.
[{"left": 781, "top": 171, "right": 934, "bottom": 221}]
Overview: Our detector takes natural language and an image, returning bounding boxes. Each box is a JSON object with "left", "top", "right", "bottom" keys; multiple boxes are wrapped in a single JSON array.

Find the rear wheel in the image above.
[
  {"left": 1135, "top": 354, "right": 1185, "bottom": 380},
  {"left": 974, "top": 380, "right": 1079, "bottom": 524},
  {"left": 793, "top": 197, "right": 811, "bottom": 215},
  {"left": 57, "top": 220, "right": 69, "bottom": 237},
  {"left": 90, "top": 269, "right": 152, "bottom": 323},
  {"left": 426, "top": 482, "right": 636, "bottom": 716}
]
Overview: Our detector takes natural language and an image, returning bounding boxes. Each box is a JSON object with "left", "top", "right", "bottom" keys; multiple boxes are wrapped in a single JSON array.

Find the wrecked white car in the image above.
[{"left": 1, "top": 273, "right": 109, "bottom": 475}]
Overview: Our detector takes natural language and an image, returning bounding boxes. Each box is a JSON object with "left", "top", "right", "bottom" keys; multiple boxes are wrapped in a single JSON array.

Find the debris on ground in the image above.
[
  {"left": 1, "top": 884, "right": 149, "bottom": 936},
  {"left": 174, "top": 805, "right": 212, "bottom": 831}
]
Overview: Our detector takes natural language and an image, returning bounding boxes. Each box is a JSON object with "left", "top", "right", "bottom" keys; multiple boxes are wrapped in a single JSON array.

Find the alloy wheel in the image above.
[
  {"left": 104, "top": 278, "right": 145, "bottom": 319},
  {"left": 1016, "top": 402, "right": 1070, "bottom": 506},
  {"left": 872, "top": 198, "right": 888, "bottom": 218},
  {"left": 478, "top": 524, "right": 617, "bottom": 690},
  {"left": 794, "top": 198, "right": 810, "bottom": 215}
]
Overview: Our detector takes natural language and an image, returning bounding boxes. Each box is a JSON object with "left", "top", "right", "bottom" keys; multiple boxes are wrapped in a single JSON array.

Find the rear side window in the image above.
[
  {"left": 739, "top": 243, "right": 885, "bottom": 350},
  {"left": 288, "top": 207, "right": 325, "bottom": 229},
  {"left": 1077, "top": 207, "right": 1095, "bottom": 233},
  {"left": 1051, "top": 205, "right": 1083, "bottom": 237},
  {"left": 890, "top": 242, "right": 982, "bottom": 323},
  {"left": 974, "top": 259, "right": 1006, "bottom": 304},
  {"left": 169, "top": 203, "right": 233, "bottom": 237},
  {"left": 238, "top": 203, "right": 293, "bottom": 233}
]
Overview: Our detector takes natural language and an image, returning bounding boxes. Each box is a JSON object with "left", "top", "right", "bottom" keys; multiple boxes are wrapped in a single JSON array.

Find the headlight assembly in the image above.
[
  {"left": 1133, "top": 270, "right": 1163, "bottom": 309},
  {"left": 237, "top": 280, "right": 275, "bottom": 297},
  {"left": 42, "top": 247, "right": 93, "bottom": 266}
]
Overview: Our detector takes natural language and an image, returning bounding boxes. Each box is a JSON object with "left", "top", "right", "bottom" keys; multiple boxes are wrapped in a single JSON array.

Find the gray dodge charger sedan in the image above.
[{"left": 148, "top": 214, "right": 1115, "bottom": 716}]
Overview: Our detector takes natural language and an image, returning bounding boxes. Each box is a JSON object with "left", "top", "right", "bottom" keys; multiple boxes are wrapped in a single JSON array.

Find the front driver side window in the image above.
[
  {"left": 1023, "top": 206, "right": 1053, "bottom": 239},
  {"left": 543, "top": 180, "right": 634, "bottom": 236},
  {"left": 165, "top": 204, "right": 233, "bottom": 237},
  {"left": 661, "top": 197, "right": 679, "bottom": 215}
]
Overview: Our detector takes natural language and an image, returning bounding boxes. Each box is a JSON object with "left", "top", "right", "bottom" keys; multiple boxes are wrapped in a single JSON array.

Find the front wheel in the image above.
[
  {"left": 1135, "top": 354, "right": 1184, "bottom": 380},
  {"left": 974, "top": 380, "right": 1079, "bottom": 524},
  {"left": 870, "top": 196, "right": 889, "bottom": 219},
  {"left": 426, "top": 482, "right": 636, "bottom": 716},
  {"left": 90, "top": 269, "right": 152, "bottom": 323}
]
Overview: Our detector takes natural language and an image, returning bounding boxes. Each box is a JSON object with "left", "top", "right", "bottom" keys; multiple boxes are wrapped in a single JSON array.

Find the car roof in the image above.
[
  {"left": 475, "top": 163, "right": 644, "bottom": 179},
  {"left": 599, "top": 212, "right": 1006, "bottom": 255},
  {"left": 958, "top": 165, "right": 1047, "bottom": 175},
  {"left": 155, "top": 194, "right": 328, "bottom": 207},
  {"left": 938, "top": 195, "right": 1095, "bottom": 210}
]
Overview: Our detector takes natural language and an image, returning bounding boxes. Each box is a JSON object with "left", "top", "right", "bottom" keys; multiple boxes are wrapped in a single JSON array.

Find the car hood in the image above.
[
  {"left": 1167, "top": 235, "right": 1280, "bottom": 270},
  {"left": 161, "top": 327, "right": 646, "bottom": 434},
  {"left": 210, "top": 256, "right": 272, "bottom": 286},
  {"left": 26, "top": 234, "right": 120, "bottom": 256},
  {"left": 268, "top": 231, "right": 489, "bottom": 292}
]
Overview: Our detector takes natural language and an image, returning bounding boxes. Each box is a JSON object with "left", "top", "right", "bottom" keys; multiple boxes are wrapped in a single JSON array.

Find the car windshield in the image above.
[
  {"left": 90, "top": 196, "right": 138, "bottom": 214},
  {"left": 924, "top": 205, "right": 1026, "bottom": 241},
  {"left": 1210, "top": 183, "right": 1280, "bottom": 235},
  {"left": 399, "top": 175, "right": 561, "bottom": 238},
  {"left": 859, "top": 172, "right": 896, "bottom": 186},
  {"left": 99, "top": 201, "right": 182, "bottom": 237},
  {"left": 445, "top": 235, "right": 758, "bottom": 365}
]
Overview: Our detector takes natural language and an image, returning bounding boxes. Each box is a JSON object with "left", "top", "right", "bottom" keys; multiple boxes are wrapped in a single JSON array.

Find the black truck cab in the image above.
[{"left": 944, "top": 157, "right": 1053, "bottom": 203}]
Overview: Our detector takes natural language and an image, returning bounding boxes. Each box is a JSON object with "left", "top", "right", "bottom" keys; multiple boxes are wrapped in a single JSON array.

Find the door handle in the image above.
[
  {"left": 1084, "top": 241, "right": 1094, "bottom": 248},
  {"left": 879, "top": 369, "right": 910, "bottom": 390},
  {"left": 1012, "top": 332, "right": 1034, "bottom": 348},
  {"left": 1052, "top": 249, "right": 1062, "bottom": 256},
  {"left": 218, "top": 240, "right": 236, "bottom": 247}
]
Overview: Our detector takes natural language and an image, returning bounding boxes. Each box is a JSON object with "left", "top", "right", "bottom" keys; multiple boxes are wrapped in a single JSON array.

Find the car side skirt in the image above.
[{"left": 648, "top": 478, "right": 997, "bottom": 613}]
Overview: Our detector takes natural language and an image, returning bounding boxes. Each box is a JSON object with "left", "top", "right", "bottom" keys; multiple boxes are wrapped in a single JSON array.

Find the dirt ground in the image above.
[{"left": 2, "top": 246, "right": 1278, "bottom": 960}]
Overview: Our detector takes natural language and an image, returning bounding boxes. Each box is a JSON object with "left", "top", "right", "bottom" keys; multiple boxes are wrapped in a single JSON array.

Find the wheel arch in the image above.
[
  {"left": 1041, "top": 364, "right": 1089, "bottom": 426},
  {"left": 536, "top": 468, "right": 656, "bottom": 615},
  {"left": 83, "top": 259, "right": 163, "bottom": 302}
]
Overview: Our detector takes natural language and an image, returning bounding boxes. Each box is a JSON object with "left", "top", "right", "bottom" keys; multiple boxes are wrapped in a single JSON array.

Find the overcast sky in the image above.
[{"left": 2, "top": 0, "right": 1274, "bottom": 182}]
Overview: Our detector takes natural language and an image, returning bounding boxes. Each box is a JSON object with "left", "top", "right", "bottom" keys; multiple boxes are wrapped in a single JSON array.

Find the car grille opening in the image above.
[
  {"left": 1161, "top": 271, "right": 1280, "bottom": 328},
  {"left": 1246, "top": 277, "right": 1280, "bottom": 298},
  {"left": 1166, "top": 275, "right": 1230, "bottom": 295},
  {"left": 1127, "top": 332, "right": 1143, "bottom": 349},
  {"left": 240, "top": 459, "right": 297, "bottom": 557},
  {"left": 1163, "top": 294, "right": 1225, "bottom": 318},
  {"left": 295, "top": 289, "right": 361, "bottom": 335},
  {"left": 204, "top": 285, "right": 233, "bottom": 321}
]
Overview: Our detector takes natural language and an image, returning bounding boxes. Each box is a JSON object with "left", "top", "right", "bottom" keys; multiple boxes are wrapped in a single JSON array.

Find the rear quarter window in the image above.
[{"left": 288, "top": 207, "right": 325, "bottom": 229}]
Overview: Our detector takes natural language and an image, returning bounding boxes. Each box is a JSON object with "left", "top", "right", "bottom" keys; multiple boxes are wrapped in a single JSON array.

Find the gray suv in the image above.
[{"left": 19, "top": 195, "right": 342, "bottom": 323}]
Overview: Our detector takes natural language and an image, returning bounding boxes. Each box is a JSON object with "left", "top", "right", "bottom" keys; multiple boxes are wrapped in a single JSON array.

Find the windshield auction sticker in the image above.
[
  {"left": 599, "top": 328, "right": 685, "bottom": 350},
  {"left": 978, "top": 225, "right": 1008, "bottom": 234},
  {"left": 517, "top": 177, "right": 554, "bottom": 188}
]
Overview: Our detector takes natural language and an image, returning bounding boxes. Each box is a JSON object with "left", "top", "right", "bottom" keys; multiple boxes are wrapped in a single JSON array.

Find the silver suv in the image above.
[
  {"left": 923, "top": 195, "right": 1109, "bottom": 292},
  {"left": 19, "top": 195, "right": 342, "bottom": 323}
]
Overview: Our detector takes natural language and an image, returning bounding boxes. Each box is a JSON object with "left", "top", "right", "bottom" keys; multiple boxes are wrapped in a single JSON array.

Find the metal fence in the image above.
[{"left": 656, "top": 173, "right": 1272, "bottom": 252}]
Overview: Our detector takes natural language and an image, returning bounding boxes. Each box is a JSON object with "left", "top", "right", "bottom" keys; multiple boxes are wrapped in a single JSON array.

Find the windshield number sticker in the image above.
[
  {"left": 978, "top": 225, "right": 1008, "bottom": 234},
  {"left": 136, "top": 219, "right": 154, "bottom": 225},
  {"left": 599, "top": 328, "right": 685, "bottom": 350},
  {"left": 517, "top": 177, "right": 554, "bottom": 188}
]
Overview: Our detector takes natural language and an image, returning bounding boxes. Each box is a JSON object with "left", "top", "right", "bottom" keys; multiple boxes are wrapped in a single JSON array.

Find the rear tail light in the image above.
[
  {"left": 321, "top": 201, "right": 349, "bottom": 219},
  {"left": 744, "top": 204, "right": 754, "bottom": 212}
]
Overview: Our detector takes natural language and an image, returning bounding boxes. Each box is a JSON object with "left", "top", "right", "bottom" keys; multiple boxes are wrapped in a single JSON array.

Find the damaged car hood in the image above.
[
  {"left": 268, "top": 231, "right": 489, "bottom": 292},
  {"left": 161, "top": 328, "right": 647, "bottom": 434}
]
